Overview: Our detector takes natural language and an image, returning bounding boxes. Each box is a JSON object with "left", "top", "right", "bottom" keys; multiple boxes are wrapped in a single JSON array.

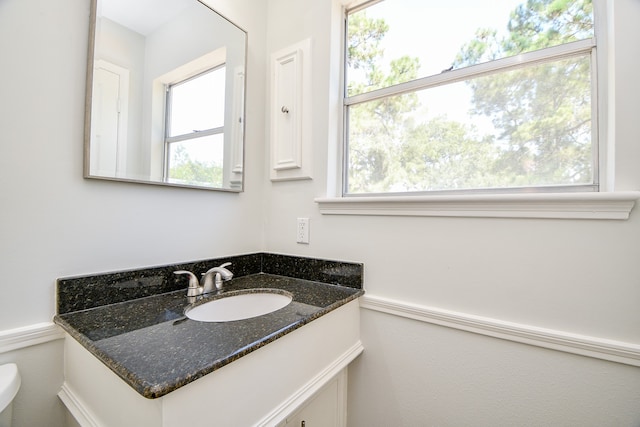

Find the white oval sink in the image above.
[{"left": 185, "top": 290, "right": 293, "bottom": 322}]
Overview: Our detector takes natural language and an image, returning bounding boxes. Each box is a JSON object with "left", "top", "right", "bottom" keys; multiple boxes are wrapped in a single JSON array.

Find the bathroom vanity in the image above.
[{"left": 54, "top": 253, "right": 364, "bottom": 426}]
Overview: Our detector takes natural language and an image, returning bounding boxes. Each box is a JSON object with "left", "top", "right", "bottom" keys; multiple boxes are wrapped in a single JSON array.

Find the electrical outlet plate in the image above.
[{"left": 297, "top": 218, "right": 310, "bottom": 244}]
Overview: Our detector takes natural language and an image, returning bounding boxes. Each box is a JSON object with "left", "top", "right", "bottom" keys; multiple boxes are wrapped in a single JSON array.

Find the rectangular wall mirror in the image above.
[{"left": 85, "top": 0, "right": 246, "bottom": 191}]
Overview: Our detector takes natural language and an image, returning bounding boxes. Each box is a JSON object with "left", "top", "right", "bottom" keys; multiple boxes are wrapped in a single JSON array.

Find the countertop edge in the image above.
[{"left": 55, "top": 286, "right": 364, "bottom": 399}]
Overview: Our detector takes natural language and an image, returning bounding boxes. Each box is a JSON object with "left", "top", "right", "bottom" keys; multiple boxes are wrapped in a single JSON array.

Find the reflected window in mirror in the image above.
[
  {"left": 84, "top": 0, "right": 247, "bottom": 191},
  {"left": 165, "top": 65, "right": 226, "bottom": 188}
]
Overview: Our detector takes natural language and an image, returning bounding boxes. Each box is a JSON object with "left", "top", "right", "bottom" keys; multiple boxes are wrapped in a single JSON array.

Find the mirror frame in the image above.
[{"left": 83, "top": 0, "right": 247, "bottom": 192}]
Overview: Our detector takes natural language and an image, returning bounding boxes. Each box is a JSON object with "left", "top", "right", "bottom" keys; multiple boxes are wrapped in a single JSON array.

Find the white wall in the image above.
[
  {"left": 1, "top": 0, "right": 639, "bottom": 425},
  {"left": 0, "top": 0, "right": 267, "bottom": 426},
  {"left": 264, "top": 0, "right": 640, "bottom": 425}
]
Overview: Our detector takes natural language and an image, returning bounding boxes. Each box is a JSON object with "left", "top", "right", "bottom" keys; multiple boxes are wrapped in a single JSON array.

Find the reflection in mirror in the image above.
[{"left": 85, "top": 0, "right": 246, "bottom": 191}]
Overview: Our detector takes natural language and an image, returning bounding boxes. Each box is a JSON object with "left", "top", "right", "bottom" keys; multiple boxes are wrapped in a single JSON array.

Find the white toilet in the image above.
[{"left": 0, "top": 364, "right": 20, "bottom": 427}]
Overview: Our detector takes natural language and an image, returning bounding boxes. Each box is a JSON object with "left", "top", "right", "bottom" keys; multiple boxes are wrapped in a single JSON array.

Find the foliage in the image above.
[
  {"left": 454, "top": 0, "right": 594, "bottom": 186},
  {"left": 168, "top": 144, "right": 223, "bottom": 188},
  {"left": 346, "top": 0, "right": 594, "bottom": 194}
]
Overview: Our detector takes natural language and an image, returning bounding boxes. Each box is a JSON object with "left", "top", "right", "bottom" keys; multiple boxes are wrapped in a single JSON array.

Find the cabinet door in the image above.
[{"left": 286, "top": 376, "right": 342, "bottom": 427}]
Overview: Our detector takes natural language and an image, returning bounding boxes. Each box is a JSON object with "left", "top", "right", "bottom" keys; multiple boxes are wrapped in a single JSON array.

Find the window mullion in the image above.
[
  {"left": 166, "top": 126, "right": 224, "bottom": 144},
  {"left": 345, "top": 38, "right": 595, "bottom": 107}
]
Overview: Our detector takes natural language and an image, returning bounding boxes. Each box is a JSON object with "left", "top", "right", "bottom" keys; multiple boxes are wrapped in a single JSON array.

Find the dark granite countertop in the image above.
[{"left": 54, "top": 254, "right": 364, "bottom": 399}]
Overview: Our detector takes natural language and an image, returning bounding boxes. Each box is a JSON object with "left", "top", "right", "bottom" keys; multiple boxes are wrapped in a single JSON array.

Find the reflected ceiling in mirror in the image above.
[{"left": 85, "top": 0, "right": 246, "bottom": 191}]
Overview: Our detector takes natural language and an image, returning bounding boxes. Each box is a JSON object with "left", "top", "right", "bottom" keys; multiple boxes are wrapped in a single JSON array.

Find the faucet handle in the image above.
[
  {"left": 216, "top": 263, "right": 233, "bottom": 290},
  {"left": 174, "top": 270, "right": 202, "bottom": 297},
  {"left": 201, "top": 263, "right": 234, "bottom": 294}
]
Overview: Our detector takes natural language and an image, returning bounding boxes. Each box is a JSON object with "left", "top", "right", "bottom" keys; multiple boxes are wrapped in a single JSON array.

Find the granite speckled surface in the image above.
[
  {"left": 57, "top": 253, "right": 362, "bottom": 314},
  {"left": 54, "top": 254, "right": 363, "bottom": 399}
]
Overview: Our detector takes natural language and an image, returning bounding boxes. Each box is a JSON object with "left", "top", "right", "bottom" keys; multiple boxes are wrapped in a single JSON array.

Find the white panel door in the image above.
[{"left": 90, "top": 61, "right": 129, "bottom": 177}]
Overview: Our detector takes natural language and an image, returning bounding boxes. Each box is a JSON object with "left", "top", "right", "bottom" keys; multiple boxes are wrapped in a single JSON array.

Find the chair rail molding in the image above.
[
  {"left": 0, "top": 322, "right": 65, "bottom": 354},
  {"left": 361, "top": 294, "right": 640, "bottom": 367}
]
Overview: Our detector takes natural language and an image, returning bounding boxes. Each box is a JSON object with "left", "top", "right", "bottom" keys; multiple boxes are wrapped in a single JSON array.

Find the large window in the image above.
[
  {"left": 165, "top": 66, "right": 226, "bottom": 188},
  {"left": 344, "top": 0, "right": 596, "bottom": 196}
]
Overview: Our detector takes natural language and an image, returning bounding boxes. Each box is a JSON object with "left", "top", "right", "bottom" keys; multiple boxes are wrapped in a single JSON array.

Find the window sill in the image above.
[{"left": 315, "top": 191, "right": 640, "bottom": 220}]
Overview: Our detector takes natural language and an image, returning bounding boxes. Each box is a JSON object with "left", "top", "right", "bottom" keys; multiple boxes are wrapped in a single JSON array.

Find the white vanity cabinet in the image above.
[
  {"left": 59, "top": 300, "right": 362, "bottom": 427},
  {"left": 277, "top": 370, "right": 347, "bottom": 427}
]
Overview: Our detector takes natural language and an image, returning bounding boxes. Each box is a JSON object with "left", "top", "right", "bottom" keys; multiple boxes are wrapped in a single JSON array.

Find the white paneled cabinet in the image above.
[
  {"left": 59, "top": 301, "right": 361, "bottom": 427},
  {"left": 270, "top": 39, "right": 312, "bottom": 181},
  {"left": 278, "top": 369, "right": 347, "bottom": 427}
]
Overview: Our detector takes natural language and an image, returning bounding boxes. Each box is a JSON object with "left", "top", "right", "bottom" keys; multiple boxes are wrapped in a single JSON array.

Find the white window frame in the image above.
[
  {"left": 315, "top": 0, "right": 640, "bottom": 220},
  {"left": 163, "top": 65, "right": 226, "bottom": 182}
]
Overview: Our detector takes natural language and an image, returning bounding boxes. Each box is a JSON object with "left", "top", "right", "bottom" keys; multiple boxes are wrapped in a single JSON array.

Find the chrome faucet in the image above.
[
  {"left": 174, "top": 263, "right": 234, "bottom": 297},
  {"left": 201, "top": 262, "right": 233, "bottom": 293},
  {"left": 173, "top": 270, "right": 202, "bottom": 297}
]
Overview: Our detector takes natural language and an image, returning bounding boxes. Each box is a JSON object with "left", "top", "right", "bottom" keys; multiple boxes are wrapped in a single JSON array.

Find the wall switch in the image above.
[{"left": 297, "top": 217, "right": 310, "bottom": 244}]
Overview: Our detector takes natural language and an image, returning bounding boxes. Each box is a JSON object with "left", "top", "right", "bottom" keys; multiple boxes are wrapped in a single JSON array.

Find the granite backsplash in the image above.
[{"left": 57, "top": 253, "right": 363, "bottom": 314}]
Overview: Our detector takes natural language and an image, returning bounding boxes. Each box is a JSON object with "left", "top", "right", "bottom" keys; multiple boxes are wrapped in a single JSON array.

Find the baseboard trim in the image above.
[
  {"left": 360, "top": 295, "right": 640, "bottom": 367},
  {"left": 0, "top": 322, "right": 65, "bottom": 354}
]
